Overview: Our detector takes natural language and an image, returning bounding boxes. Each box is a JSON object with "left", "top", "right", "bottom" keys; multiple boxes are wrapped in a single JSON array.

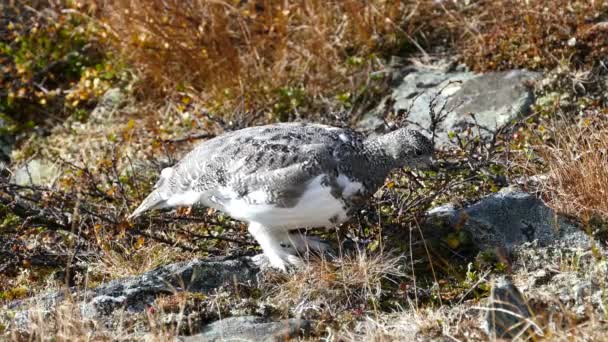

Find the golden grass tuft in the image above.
[
  {"left": 535, "top": 114, "right": 608, "bottom": 221},
  {"left": 264, "top": 250, "right": 407, "bottom": 322},
  {"left": 90, "top": 242, "right": 197, "bottom": 282}
]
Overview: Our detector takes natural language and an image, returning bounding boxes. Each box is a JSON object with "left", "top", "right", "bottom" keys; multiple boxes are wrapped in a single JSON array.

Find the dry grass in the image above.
[
  {"left": 89, "top": 242, "right": 197, "bottom": 281},
  {"left": 535, "top": 114, "right": 608, "bottom": 221},
  {"left": 4, "top": 246, "right": 608, "bottom": 341},
  {"left": 1, "top": 252, "right": 409, "bottom": 340},
  {"left": 264, "top": 250, "right": 408, "bottom": 323},
  {"left": 92, "top": 0, "right": 421, "bottom": 120},
  {"left": 4, "top": 1, "right": 608, "bottom": 341},
  {"left": 3, "top": 297, "right": 186, "bottom": 341},
  {"left": 92, "top": 0, "right": 608, "bottom": 114},
  {"left": 7, "top": 299, "right": 115, "bottom": 341}
]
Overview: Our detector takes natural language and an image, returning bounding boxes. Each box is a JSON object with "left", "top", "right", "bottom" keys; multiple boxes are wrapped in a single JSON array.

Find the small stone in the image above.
[
  {"left": 12, "top": 159, "right": 61, "bottom": 186},
  {"left": 360, "top": 61, "right": 540, "bottom": 147},
  {"left": 484, "top": 276, "right": 539, "bottom": 340},
  {"left": 90, "top": 88, "right": 125, "bottom": 121},
  {"left": 0, "top": 116, "right": 15, "bottom": 165},
  {"left": 180, "top": 316, "right": 312, "bottom": 342}
]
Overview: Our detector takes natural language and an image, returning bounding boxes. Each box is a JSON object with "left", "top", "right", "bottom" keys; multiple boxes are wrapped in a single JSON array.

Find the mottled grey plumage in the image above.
[{"left": 130, "top": 122, "right": 433, "bottom": 270}]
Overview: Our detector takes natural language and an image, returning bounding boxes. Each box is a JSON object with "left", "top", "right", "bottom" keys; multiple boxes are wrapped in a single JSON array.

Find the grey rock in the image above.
[
  {"left": 90, "top": 88, "right": 124, "bottom": 121},
  {"left": 362, "top": 63, "right": 540, "bottom": 146},
  {"left": 7, "top": 256, "right": 260, "bottom": 331},
  {"left": 12, "top": 159, "right": 61, "bottom": 186},
  {"left": 357, "top": 112, "right": 386, "bottom": 134},
  {"left": 484, "top": 276, "right": 539, "bottom": 340},
  {"left": 181, "top": 316, "right": 311, "bottom": 342},
  {"left": 513, "top": 242, "right": 608, "bottom": 326},
  {"left": 80, "top": 256, "right": 260, "bottom": 317},
  {"left": 426, "top": 187, "right": 590, "bottom": 251}
]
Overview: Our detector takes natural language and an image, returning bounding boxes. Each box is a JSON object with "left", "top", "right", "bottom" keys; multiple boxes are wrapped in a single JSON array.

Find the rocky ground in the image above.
[{"left": 1, "top": 1, "right": 608, "bottom": 341}]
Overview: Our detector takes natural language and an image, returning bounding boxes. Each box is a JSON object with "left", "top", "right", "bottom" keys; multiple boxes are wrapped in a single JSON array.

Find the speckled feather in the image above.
[
  {"left": 132, "top": 121, "right": 433, "bottom": 218},
  {"left": 185, "top": 122, "right": 372, "bottom": 208}
]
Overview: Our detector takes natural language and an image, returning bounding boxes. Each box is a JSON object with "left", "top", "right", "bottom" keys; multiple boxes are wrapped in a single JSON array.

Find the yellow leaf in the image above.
[
  {"left": 446, "top": 234, "right": 460, "bottom": 249},
  {"left": 134, "top": 236, "right": 145, "bottom": 249}
]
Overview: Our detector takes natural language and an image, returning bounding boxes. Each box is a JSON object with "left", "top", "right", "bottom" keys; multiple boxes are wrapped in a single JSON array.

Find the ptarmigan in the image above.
[{"left": 129, "top": 122, "right": 433, "bottom": 270}]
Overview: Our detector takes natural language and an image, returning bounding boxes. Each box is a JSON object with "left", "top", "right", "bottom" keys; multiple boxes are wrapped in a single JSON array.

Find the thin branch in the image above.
[{"left": 162, "top": 132, "right": 215, "bottom": 143}]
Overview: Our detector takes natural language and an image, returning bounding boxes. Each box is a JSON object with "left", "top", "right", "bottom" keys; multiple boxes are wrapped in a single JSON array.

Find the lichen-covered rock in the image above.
[
  {"left": 426, "top": 186, "right": 590, "bottom": 251},
  {"left": 82, "top": 256, "right": 260, "bottom": 317},
  {"left": 180, "top": 316, "right": 312, "bottom": 342},
  {"left": 512, "top": 243, "right": 608, "bottom": 323},
  {"left": 7, "top": 256, "right": 261, "bottom": 331},
  {"left": 360, "top": 62, "right": 540, "bottom": 146}
]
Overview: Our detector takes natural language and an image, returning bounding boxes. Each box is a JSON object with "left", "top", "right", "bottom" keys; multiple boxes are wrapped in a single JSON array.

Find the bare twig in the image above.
[{"left": 162, "top": 132, "right": 215, "bottom": 143}]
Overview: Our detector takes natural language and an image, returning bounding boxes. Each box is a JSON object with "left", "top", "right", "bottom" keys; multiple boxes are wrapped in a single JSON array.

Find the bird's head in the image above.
[{"left": 377, "top": 128, "right": 434, "bottom": 169}]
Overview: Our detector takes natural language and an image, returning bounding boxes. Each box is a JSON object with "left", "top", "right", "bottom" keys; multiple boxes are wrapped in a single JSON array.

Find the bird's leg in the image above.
[{"left": 248, "top": 222, "right": 302, "bottom": 271}]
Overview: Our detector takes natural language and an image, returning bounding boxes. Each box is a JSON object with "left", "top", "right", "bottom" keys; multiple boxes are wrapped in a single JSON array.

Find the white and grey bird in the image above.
[{"left": 129, "top": 122, "right": 433, "bottom": 270}]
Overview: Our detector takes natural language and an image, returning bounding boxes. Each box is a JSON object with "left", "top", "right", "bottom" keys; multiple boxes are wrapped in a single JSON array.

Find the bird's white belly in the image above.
[{"left": 222, "top": 175, "right": 348, "bottom": 229}]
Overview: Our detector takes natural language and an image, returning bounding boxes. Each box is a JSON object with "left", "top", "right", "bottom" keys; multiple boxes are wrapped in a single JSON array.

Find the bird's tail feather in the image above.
[{"left": 128, "top": 191, "right": 165, "bottom": 220}]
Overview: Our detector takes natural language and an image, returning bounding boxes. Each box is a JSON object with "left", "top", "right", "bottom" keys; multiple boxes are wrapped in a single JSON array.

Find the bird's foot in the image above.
[
  {"left": 249, "top": 223, "right": 338, "bottom": 272},
  {"left": 252, "top": 250, "right": 303, "bottom": 272}
]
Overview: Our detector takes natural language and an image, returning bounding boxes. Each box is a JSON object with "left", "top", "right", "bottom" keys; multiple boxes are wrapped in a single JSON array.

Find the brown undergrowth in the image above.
[
  {"left": 92, "top": 0, "right": 608, "bottom": 119},
  {"left": 457, "top": 0, "right": 608, "bottom": 71}
]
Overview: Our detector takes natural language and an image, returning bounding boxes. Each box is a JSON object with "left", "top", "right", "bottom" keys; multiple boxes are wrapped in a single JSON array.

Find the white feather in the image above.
[
  {"left": 339, "top": 133, "right": 350, "bottom": 142},
  {"left": 223, "top": 174, "right": 347, "bottom": 229},
  {"left": 247, "top": 189, "right": 269, "bottom": 204},
  {"left": 165, "top": 190, "right": 205, "bottom": 207},
  {"left": 160, "top": 167, "right": 174, "bottom": 178},
  {"left": 337, "top": 174, "right": 363, "bottom": 198}
]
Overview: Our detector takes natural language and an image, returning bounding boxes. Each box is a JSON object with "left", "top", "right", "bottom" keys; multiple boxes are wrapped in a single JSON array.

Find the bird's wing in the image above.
[
  {"left": 172, "top": 123, "right": 354, "bottom": 191},
  {"left": 131, "top": 124, "right": 360, "bottom": 217},
  {"left": 222, "top": 142, "right": 338, "bottom": 207}
]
